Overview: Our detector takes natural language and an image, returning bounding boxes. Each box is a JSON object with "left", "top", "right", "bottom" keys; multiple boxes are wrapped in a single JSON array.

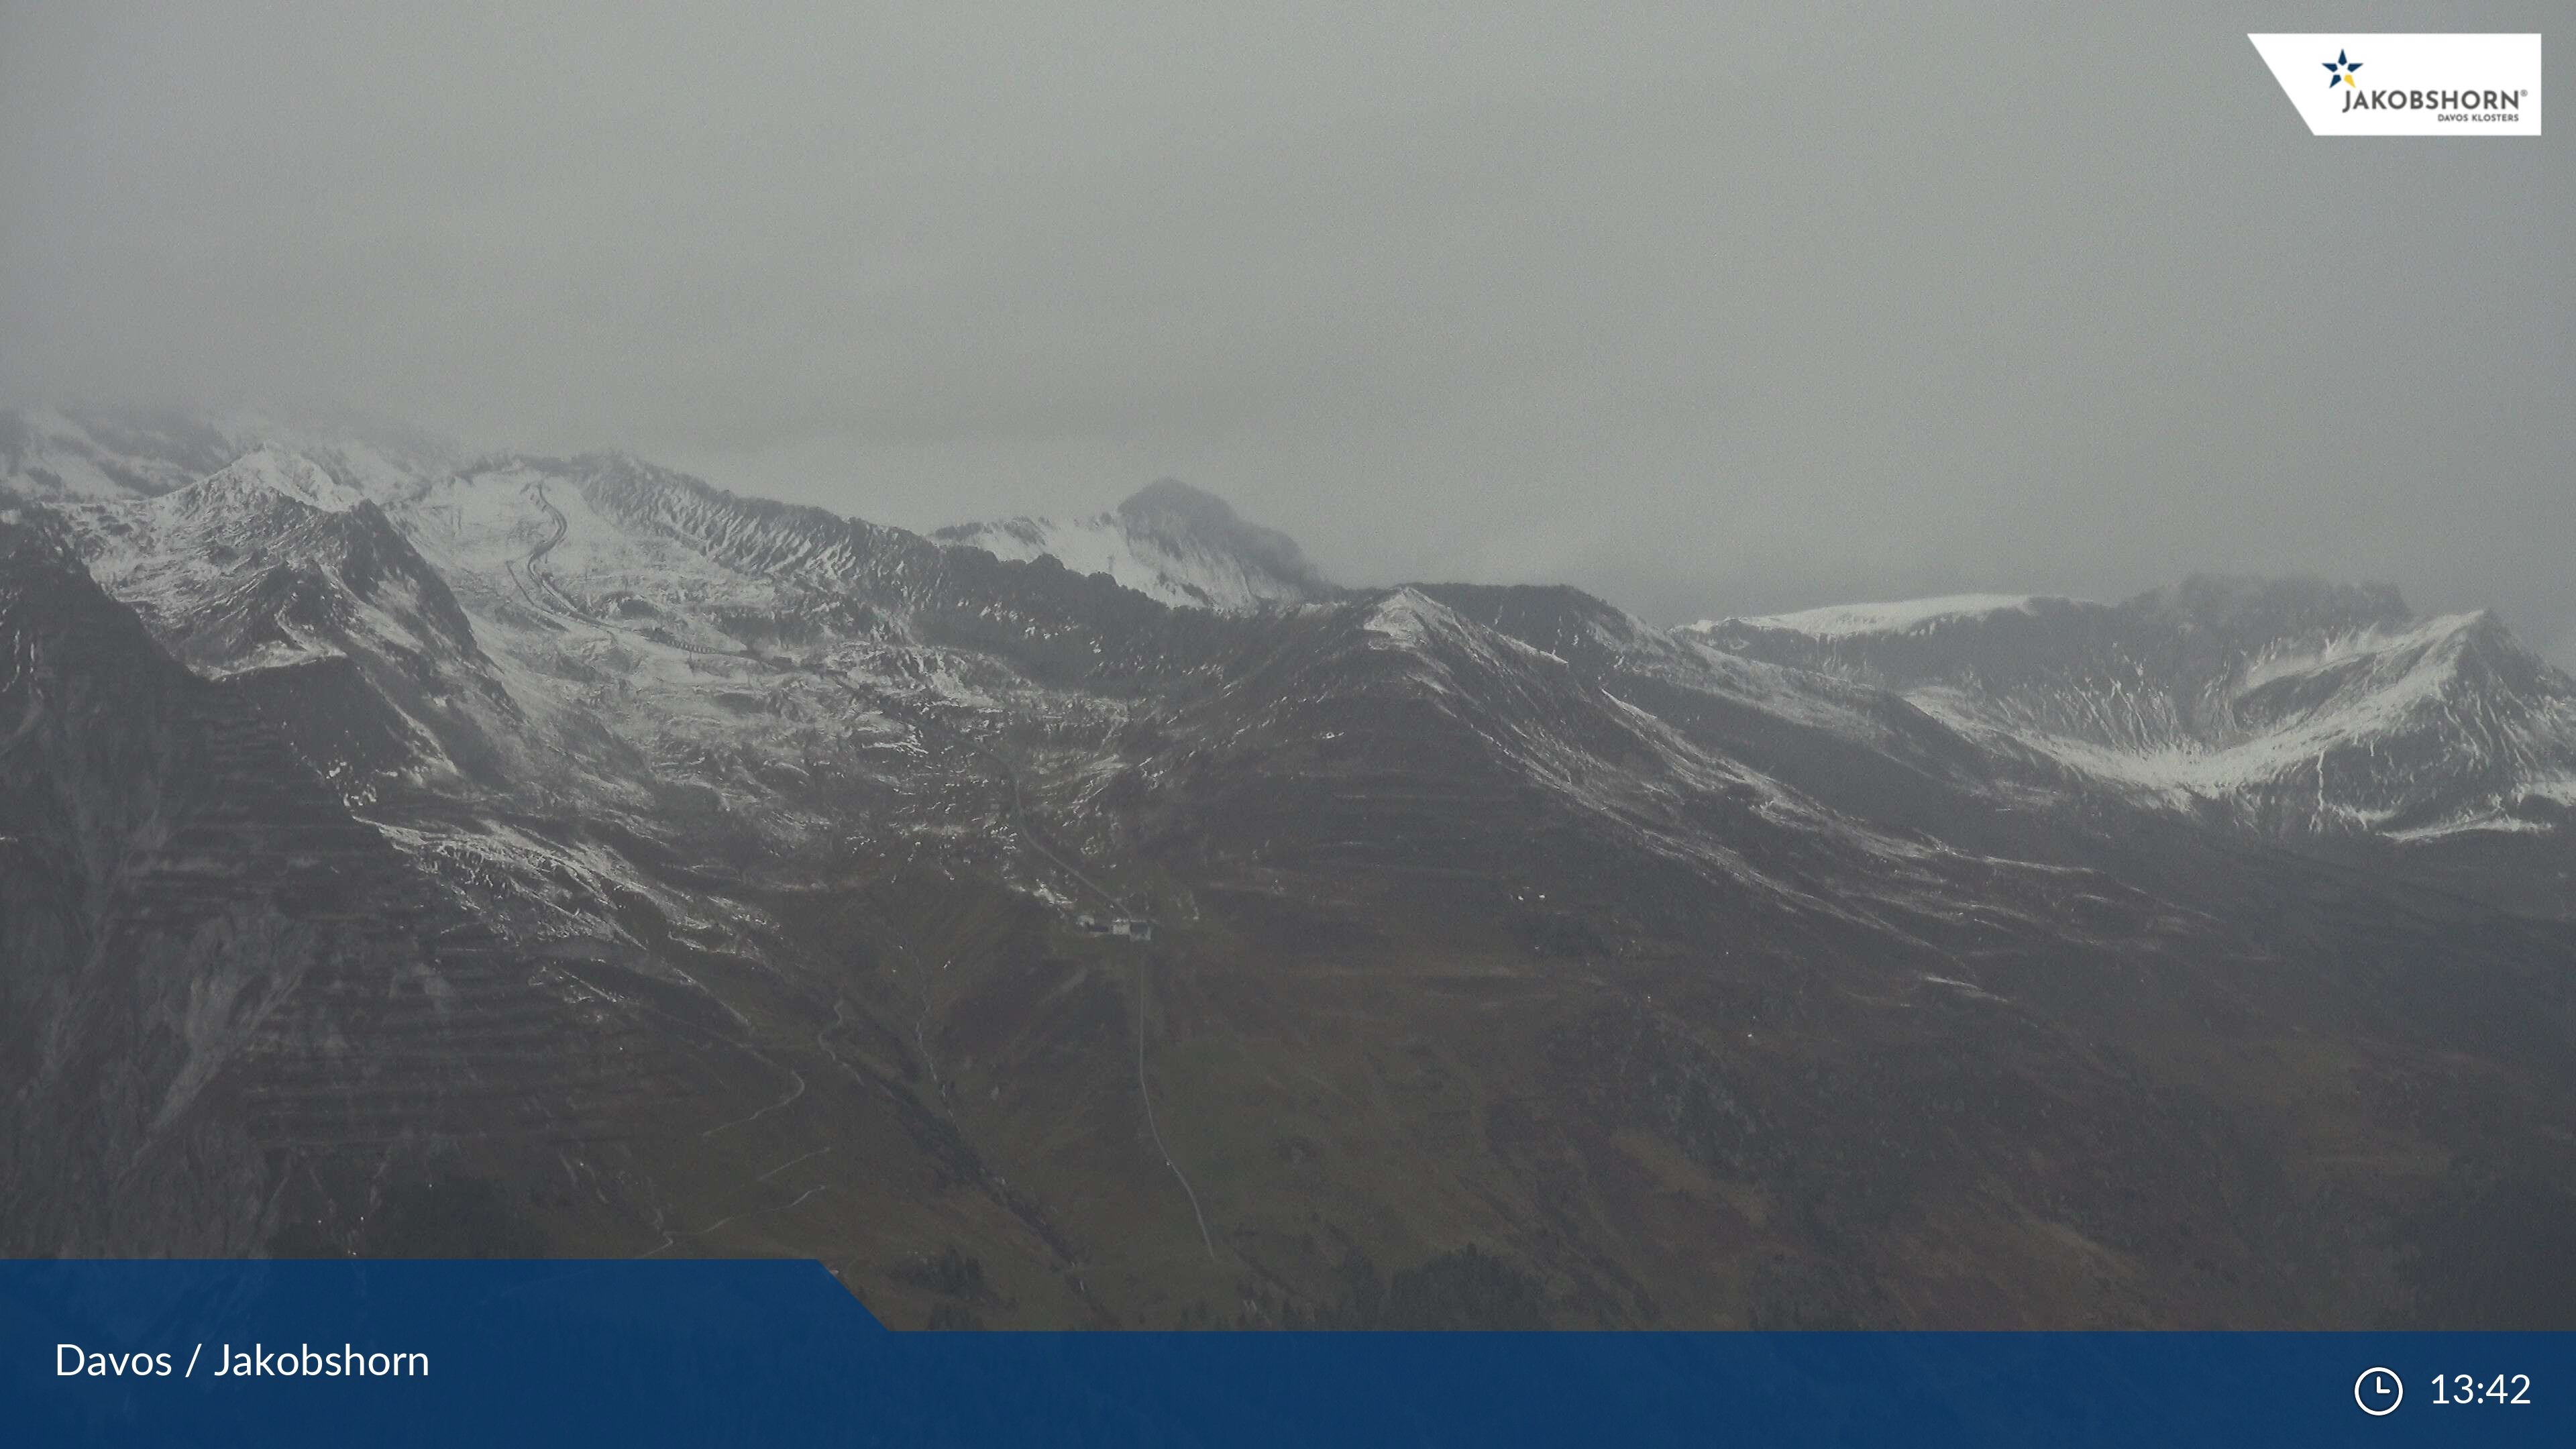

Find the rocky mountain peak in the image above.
[
  {"left": 936, "top": 478, "right": 1332, "bottom": 612},
  {"left": 1114, "top": 476, "right": 1238, "bottom": 526},
  {"left": 197, "top": 447, "right": 363, "bottom": 515},
  {"left": 1118, "top": 478, "right": 1324, "bottom": 588}
]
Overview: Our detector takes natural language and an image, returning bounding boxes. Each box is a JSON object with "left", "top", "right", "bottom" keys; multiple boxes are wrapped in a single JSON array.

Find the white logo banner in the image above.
[{"left": 2247, "top": 34, "right": 2541, "bottom": 136}]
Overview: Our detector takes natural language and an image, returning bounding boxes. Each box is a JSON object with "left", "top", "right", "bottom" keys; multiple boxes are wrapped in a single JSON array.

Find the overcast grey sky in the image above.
[{"left": 4, "top": 3, "right": 2569, "bottom": 659}]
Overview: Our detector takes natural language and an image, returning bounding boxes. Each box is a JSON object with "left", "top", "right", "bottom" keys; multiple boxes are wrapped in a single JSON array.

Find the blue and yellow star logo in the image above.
[{"left": 2322, "top": 50, "right": 2363, "bottom": 88}]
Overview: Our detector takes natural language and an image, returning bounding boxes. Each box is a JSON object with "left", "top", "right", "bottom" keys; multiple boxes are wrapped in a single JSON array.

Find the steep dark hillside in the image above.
[{"left": 0, "top": 506, "right": 658, "bottom": 1254}]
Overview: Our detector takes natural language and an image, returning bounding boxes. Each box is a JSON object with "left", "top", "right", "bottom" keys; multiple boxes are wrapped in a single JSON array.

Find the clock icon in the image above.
[{"left": 2355, "top": 1367, "right": 2404, "bottom": 1416}]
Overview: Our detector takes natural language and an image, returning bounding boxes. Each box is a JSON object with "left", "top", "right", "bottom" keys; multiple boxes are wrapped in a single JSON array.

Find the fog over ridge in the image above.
[{"left": 3, "top": 1, "right": 2567, "bottom": 663}]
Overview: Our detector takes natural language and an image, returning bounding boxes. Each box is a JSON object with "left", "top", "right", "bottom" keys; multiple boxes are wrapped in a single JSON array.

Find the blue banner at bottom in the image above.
[{"left": 1, "top": 1260, "right": 2566, "bottom": 1445}]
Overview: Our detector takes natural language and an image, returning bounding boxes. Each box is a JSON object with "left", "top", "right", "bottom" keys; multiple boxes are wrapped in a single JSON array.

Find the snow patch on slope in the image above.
[{"left": 1709, "top": 594, "right": 2051, "bottom": 639}]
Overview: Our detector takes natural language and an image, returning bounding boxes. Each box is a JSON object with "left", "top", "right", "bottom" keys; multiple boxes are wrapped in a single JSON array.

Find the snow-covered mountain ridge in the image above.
[
  {"left": 49, "top": 446, "right": 517, "bottom": 792},
  {"left": 934, "top": 478, "right": 1334, "bottom": 612},
  {"left": 11, "top": 403, "right": 2570, "bottom": 859},
  {"left": 1694, "top": 576, "right": 2576, "bottom": 839}
]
